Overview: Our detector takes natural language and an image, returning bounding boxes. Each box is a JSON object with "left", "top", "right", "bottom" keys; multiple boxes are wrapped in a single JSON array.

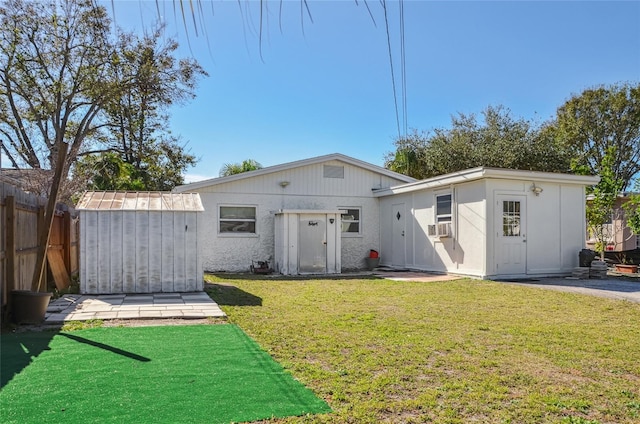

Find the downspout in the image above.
[{"left": 452, "top": 185, "right": 457, "bottom": 269}]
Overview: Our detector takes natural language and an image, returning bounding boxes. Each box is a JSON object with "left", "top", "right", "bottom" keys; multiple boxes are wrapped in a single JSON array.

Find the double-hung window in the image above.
[
  {"left": 340, "top": 208, "right": 361, "bottom": 235},
  {"left": 436, "top": 194, "right": 452, "bottom": 223},
  {"left": 219, "top": 206, "right": 256, "bottom": 234}
]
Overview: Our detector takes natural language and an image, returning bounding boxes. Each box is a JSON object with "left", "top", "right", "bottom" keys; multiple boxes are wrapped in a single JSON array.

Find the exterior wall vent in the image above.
[{"left": 323, "top": 165, "right": 344, "bottom": 179}]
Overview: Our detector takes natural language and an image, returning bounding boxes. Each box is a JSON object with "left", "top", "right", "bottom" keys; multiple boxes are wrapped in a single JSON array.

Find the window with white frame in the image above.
[
  {"left": 219, "top": 206, "right": 256, "bottom": 234},
  {"left": 436, "top": 194, "right": 452, "bottom": 223},
  {"left": 340, "top": 208, "right": 361, "bottom": 234}
]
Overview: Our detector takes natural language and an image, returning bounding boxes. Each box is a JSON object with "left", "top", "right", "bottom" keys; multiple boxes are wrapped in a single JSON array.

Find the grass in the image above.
[
  {"left": 205, "top": 274, "right": 640, "bottom": 423},
  {"left": 0, "top": 325, "right": 330, "bottom": 423}
]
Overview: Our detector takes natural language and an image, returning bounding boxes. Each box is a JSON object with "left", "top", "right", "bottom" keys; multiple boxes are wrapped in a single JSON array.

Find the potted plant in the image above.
[{"left": 614, "top": 254, "right": 638, "bottom": 274}]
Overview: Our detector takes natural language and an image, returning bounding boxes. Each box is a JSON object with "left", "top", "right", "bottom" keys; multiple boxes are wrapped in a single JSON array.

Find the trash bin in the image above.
[
  {"left": 365, "top": 257, "right": 380, "bottom": 270},
  {"left": 578, "top": 249, "right": 596, "bottom": 267}
]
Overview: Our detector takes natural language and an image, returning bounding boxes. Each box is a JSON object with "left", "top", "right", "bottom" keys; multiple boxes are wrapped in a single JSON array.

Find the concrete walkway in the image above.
[{"left": 45, "top": 292, "right": 226, "bottom": 323}]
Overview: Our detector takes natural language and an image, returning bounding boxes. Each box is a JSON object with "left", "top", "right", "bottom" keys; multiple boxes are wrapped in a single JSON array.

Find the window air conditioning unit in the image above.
[
  {"left": 437, "top": 223, "right": 452, "bottom": 238},
  {"left": 427, "top": 224, "right": 437, "bottom": 237}
]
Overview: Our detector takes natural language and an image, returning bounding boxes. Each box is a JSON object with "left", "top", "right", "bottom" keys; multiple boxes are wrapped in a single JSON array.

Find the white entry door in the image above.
[
  {"left": 299, "top": 214, "right": 327, "bottom": 273},
  {"left": 392, "top": 203, "right": 406, "bottom": 267},
  {"left": 496, "top": 195, "right": 527, "bottom": 275}
]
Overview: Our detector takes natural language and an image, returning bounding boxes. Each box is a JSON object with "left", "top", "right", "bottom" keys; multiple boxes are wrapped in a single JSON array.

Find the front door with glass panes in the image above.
[{"left": 496, "top": 195, "right": 527, "bottom": 275}]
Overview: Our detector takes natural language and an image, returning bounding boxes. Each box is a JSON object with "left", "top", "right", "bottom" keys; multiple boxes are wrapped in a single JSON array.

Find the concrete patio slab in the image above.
[{"left": 45, "top": 292, "right": 226, "bottom": 323}]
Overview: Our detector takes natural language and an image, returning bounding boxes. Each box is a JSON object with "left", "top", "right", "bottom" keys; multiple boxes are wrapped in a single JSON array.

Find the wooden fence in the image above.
[{"left": 1, "top": 180, "right": 79, "bottom": 309}]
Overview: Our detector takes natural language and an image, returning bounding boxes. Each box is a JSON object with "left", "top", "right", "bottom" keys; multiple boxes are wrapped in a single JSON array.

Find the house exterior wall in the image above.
[
  {"left": 379, "top": 175, "right": 588, "bottom": 279},
  {"left": 79, "top": 210, "right": 203, "bottom": 294},
  {"left": 378, "top": 180, "right": 487, "bottom": 276},
  {"left": 190, "top": 160, "right": 406, "bottom": 273},
  {"left": 483, "top": 179, "right": 585, "bottom": 277}
]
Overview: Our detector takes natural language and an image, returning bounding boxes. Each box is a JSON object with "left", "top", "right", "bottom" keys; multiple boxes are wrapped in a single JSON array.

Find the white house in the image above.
[
  {"left": 173, "top": 154, "right": 415, "bottom": 274},
  {"left": 375, "top": 167, "right": 599, "bottom": 279},
  {"left": 175, "top": 154, "right": 599, "bottom": 279}
]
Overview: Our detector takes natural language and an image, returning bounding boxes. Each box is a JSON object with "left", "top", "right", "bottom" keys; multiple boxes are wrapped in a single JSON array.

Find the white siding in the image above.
[
  {"left": 79, "top": 210, "right": 203, "bottom": 294},
  {"left": 453, "top": 181, "right": 487, "bottom": 276},
  {"left": 192, "top": 160, "right": 401, "bottom": 273},
  {"left": 379, "top": 180, "right": 487, "bottom": 276},
  {"left": 485, "top": 179, "right": 586, "bottom": 278}
]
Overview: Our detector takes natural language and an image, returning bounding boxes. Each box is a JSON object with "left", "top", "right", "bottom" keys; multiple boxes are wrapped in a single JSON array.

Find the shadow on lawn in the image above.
[
  {"left": 1, "top": 331, "right": 57, "bottom": 389},
  {"left": 59, "top": 333, "right": 150, "bottom": 362},
  {"left": 205, "top": 283, "right": 263, "bottom": 306}
]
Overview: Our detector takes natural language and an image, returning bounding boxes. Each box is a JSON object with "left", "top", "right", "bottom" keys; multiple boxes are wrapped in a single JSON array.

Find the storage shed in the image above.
[{"left": 76, "top": 191, "right": 204, "bottom": 294}]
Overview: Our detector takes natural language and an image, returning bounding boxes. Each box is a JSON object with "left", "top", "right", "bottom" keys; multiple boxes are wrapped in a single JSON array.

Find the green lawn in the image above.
[{"left": 205, "top": 274, "right": 640, "bottom": 424}]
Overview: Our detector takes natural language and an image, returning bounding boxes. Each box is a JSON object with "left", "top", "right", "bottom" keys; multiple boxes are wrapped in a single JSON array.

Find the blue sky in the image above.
[{"left": 105, "top": 0, "right": 639, "bottom": 182}]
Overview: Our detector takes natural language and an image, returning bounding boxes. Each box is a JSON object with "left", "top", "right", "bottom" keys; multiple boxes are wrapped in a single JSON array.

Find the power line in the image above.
[
  {"left": 382, "top": 0, "right": 408, "bottom": 139},
  {"left": 399, "top": 0, "right": 407, "bottom": 136},
  {"left": 382, "top": 0, "right": 401, "bottom": 140}
]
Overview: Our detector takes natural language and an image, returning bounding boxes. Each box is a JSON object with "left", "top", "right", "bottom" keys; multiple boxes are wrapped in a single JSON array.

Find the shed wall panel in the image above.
[
  {"left": 161, "top": 212, "right": 175, "bottom": 292},
  {"left": 83, "top": 211, "right": 99, "bottom": 293},
  {"left": 122, "top": 211, "right": 136, "bottom": 293},
  {"left": 97, "top": 211, "right": 112, "bottom": 293},
  {"left": 173, "top": 212, "right": 187, "bottom": 292},
  {"left": 109, "top": 211, "right": 123, "bottom": 293},
  {"left": 135, "top": 212, "right": 149, "bottom": 293},
  {"left": 148, "top": 211, "right": 162, "bottom": 292}
]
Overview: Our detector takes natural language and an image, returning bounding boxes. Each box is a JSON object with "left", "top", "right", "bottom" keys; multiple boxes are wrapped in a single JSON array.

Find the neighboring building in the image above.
[
  {"left": 173, "top": 154, "right": 415, "bottom": 273},
  {"left": 586, "top": 193, "right": 640, "bottom": 252},
  {"left": 175, "top": 154, "right": 599, "bottom": 279}
]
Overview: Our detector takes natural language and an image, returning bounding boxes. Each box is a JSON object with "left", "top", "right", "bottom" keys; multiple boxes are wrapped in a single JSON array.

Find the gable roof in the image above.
[
  {"left": 173, "top": 153, "right": 416, "bottom": 192},
  {"left": 76, "top": 191, "right": 204, "bottom": 211},
  {"left": 373, "top": 167, "right": 600, "bottom": 197}
]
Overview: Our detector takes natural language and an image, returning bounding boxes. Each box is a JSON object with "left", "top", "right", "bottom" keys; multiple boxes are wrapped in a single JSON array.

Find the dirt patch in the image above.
[
  {"left": 101, "top": 317, "right": 227, "bottom": 328},
  {"left": 3, "top": 317, "right": 227, "bottom": 333}
]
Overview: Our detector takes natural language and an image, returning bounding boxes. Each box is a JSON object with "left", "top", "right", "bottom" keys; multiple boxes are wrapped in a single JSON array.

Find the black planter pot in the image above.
[{"left": 11, "top": 290, "right": 52, "bottom": 324}]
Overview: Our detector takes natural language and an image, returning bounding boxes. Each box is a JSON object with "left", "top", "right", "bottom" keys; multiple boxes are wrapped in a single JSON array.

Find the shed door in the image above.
[
  {"left": 392, "top": 203, "right": 406, "bottom": 267},
  {"left": 496, "top": 195, "right": 527, "bottom": 275},
  {"left": 299, "top": 214, "right": 327, "bottom": 273}
]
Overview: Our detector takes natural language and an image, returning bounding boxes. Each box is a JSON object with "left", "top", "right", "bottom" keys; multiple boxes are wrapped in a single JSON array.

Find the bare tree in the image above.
[{"left": 0, "top": 0, "right": 120, "bottom": 290}]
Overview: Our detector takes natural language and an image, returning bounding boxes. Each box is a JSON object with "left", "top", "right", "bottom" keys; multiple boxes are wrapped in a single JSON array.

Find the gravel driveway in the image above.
[{"left": 500, "top": 276, "right": 640, "bottom": 303}]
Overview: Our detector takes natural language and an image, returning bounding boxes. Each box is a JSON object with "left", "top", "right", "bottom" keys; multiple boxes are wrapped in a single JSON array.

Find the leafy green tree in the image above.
[
  {"left": 551, "top": 82, "right": 640, "bottom": 189},
  {"left": 74, "top": 152, "right": 144, "bottom": 191},
  {"left": 385, "top": 106, "right": 571, "bottom": 178},
  {"left": 219, "top": 159, "right": 263, "bottom": 177},
  {"left": 581, "top": 148, "right": 624, "bottom": 259},
  {"left": 92, "top": 26, "right": 206, "bottom": 191}
]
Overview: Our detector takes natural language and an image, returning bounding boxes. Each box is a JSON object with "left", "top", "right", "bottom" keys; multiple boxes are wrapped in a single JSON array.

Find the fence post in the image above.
[{"left": 5, "top": 196, "right": 16, "bottom": 317}]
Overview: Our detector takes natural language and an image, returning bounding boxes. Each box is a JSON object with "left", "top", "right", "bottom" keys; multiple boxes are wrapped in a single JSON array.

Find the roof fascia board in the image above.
[
  {"left": 174, "top": 153, "right": 415, "bottom": 192},
  {"left": 374, "top": 167, "right": 600, "bottom": 197}
]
